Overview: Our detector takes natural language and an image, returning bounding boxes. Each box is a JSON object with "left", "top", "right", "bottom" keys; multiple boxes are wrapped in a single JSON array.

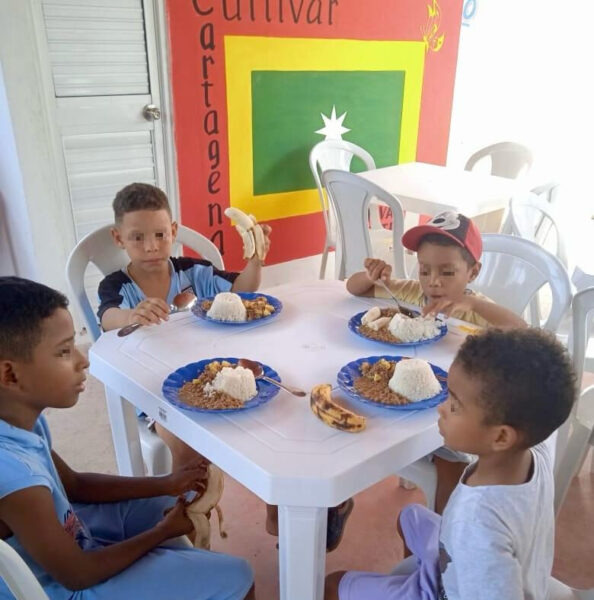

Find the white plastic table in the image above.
[
  {"left": 359, "top": 161, "right": 522, "bottom": 217},
  {"left": 89, "top": 280, "right": 466, "bottom": 600}
]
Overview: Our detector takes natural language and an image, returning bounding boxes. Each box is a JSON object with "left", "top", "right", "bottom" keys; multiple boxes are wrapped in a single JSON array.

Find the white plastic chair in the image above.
[
  {"left": 465, "top": 141, "right": 533, "bottom": 179},
  {"left": 472, "top": 234, "right": 572, "bottom": 333},
  {"left": 65, "top": 224, "right": 223, "bottom": 475},
  {"left": 320, "top": 169, "right": 406, "bottom": 281},
  {"left": 503, "top": 191, "right": 571, "bottom": 328},
  {"left": 554, "top": 288, "right": 594, "bottom": 513},
  {"left": 0, "top": 539, "right": 49, "bottom": 600},
  {"left": 309, "top": 140, "right": 379, "bottom": 279}
]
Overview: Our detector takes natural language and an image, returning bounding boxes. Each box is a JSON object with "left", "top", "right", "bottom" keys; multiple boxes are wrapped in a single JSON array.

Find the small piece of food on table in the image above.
[
  {"left": 388, "top": 358, "right": 442, "bottom": 401},
  {"left": 310, "top": 383, "right": 366, "bottom": 432},
  {"left": 178, "top": 360, "right": 257, "bottom": 409}
]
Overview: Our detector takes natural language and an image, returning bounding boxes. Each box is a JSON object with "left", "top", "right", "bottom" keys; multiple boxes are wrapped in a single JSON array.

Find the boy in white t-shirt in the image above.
[{"left": 325, "top": 328, "right": 576, "bottom": 600}]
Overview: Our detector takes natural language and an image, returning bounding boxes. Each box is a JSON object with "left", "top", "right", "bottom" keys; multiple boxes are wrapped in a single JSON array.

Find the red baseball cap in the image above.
[{"left": 401, "top": 211, "right": 482, "bottom": 263}]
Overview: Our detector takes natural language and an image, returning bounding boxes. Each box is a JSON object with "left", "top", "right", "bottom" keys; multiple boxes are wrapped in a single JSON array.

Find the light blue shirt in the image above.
[
  {"left": 0, "top": 416, "right": 93, "bottom": 600},
  {"left": 97, "top": 257, "right": 238, "bottom": 322}
]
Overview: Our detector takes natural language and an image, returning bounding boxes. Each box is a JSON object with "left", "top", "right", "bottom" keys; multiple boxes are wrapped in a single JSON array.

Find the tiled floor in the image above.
[{"left": 45, "top": 366, "right": 594, "bottom": 599}]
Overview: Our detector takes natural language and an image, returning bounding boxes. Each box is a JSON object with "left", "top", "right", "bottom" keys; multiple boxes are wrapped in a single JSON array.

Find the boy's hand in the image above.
[
  {"left": 157, "top": 498, "right": 195, "bottom": 538},
  {"left": 363, "top": 258, "right": 392, "bottom": 283},
  {"left": 422, "top": 294, "right": 475, "bottom": 319},
  {"left": 251, "top": 224, "right": 271, "bottom": 263},
  {"left": 164, "top": 460, "right": 209, "bottom": 497},
  {"left": 128, "top": 298, "right": 170, "bottom": 326}
]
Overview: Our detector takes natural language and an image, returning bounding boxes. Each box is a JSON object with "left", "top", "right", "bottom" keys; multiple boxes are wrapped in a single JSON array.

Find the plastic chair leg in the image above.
[
  {"left": 138, "top": 424, "right": 172, "bottom": 476},
  {"left": 319, "top": 247, "right": 329, "bottom": 279}
]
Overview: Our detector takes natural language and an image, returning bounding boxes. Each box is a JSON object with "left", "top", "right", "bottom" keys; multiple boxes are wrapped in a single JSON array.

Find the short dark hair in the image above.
[
  {"left": 0, "top": 277, "right": 69, "bottom": 361},
  {"left": 113, "top": 183, "right": 171, "bottom": 223},
  {"left": 456, "top": 328, "right": 576, "bottom": 448},
  {"left": 418, "top": 233, "right": 476, "bottom": 267}
]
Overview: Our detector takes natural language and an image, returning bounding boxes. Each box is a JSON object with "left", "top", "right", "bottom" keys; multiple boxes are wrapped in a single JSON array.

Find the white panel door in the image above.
[{"left": 40, "top": 0, "right": 170, "bottom": 318}]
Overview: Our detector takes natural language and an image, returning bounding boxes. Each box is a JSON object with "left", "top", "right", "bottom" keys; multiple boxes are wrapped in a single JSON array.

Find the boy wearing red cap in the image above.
[
  {"left": 346, "top": 211, "right": 525, "bottom": 329},
  {"left": 346, "top": 212, "right": 526, "bottom": 513}
]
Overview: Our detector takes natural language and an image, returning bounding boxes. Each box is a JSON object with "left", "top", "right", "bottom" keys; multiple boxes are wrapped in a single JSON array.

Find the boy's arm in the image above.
[
  {"left": 423, "top": 295, "right": 526, "bottom": 329},
  {"left": 54, "top": 451, "right": 207, "bottom": 503},
  {"left": 231, "top": 256, "right": 263, "bottom": 293},
  {"left": 97, "top": 274, "right": 169, "bottom": 331},
  {"left": 346, "top": 258, "right": 392, "bottom": 296},
  {"left": 0, "top": 486, "right": 192, "bottom": 591},
  {"left": 100, "top": 299, "right": 170, "bottom": 332}
]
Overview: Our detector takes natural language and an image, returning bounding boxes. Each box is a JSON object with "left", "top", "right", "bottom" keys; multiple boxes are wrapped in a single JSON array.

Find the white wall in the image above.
[
  {"left": 448, "top": 0, "right": 593, "bottom": 213},
  {"left": 0, "top": 1, "right": 76, "bottom": 292},
  {"left": 0, "top": 61, "right": 38, "bottom": 279}
]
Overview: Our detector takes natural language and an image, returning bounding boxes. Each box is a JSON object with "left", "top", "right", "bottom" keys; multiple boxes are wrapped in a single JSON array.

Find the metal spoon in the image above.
[
  {"left": 117, "top": 291, "right": 197, "bottom": 337},
  {"left": 238, "top": 358, "right": 307, "bottom": 397},
  {"left": 375, "top": 279, "right": 416, "bottom": 318}
]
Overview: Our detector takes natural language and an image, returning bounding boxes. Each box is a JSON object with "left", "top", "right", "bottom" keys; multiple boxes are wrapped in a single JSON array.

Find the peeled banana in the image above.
[
  {"left": 310, "top": 384, "right": 366, "bottom": 433},
  {"left": 186, "top": 464, "right": 227, "bottom": 549},
  {"left": 224, "top": 207, "right": 266, "bottom": 261}
]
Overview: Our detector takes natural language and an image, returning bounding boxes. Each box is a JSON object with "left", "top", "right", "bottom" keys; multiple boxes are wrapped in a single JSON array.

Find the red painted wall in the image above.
[{"left": 167, "top": 0, "right": 463, "bottom": 270}]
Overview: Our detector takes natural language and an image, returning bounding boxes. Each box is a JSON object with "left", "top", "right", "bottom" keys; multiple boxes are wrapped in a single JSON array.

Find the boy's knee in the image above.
[
  {"left": 325, "top": 570, "right": 346, "bottom": 600},
  {"left": 231, "top": 556, "right": 254, "bottom": 593}
]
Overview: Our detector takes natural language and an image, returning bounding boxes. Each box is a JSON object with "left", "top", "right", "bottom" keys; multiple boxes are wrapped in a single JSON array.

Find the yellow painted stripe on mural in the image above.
[{"left": 224, "top": 35, "right": 425, "bottom": 222}]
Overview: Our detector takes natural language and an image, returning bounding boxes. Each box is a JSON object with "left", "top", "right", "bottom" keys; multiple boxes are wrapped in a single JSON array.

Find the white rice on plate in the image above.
[
  {"left": 388, "top": 313, "right": 440, "bottom": 343},
  {"left": 388, "top": 358, "right": 441, "bottom": 401},
  {"left": 204, "top": 366, "right": 257, "bottom": 401},
  {"left": 206, "top": 292, "right": 247, "bottom": 321}
]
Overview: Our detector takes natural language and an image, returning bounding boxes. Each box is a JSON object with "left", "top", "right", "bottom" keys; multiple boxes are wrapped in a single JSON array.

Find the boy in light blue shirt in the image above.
[{"left": 0, "top": 277, "right": 255, "bottom": 600}]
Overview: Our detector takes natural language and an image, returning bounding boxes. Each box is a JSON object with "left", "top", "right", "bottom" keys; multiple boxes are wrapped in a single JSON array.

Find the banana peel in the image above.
[
  {"left": 224, "top": 207, "right": 266, "bottom": 261},
  {"left": 310, "top": 384, "right": 366, "bottom": 433},
  {"left": 186, "top": 464, "right": 227, "bottom": 549}
]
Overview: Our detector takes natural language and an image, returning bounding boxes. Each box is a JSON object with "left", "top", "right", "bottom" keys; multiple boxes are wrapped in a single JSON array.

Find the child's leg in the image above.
[
  {"left": 154, "top": 422, "right": 206, "bottom": 470},
  {"left": 333, "top": 505, "right": 441, "bottom": 600},
  {"left": 325, "top": 571, "right": 347, "bottom": 600},
  {"left": 434, "top": 456, "right": 467, "bottom": 514},
  {"left": 73, "top": 546, "right": 254, "bottom": 600}
]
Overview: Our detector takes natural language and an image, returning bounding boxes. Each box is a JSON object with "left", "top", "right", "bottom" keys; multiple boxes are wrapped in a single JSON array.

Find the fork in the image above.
[{"left": 375, "top": 279, "right": 416, "bottom": 318}]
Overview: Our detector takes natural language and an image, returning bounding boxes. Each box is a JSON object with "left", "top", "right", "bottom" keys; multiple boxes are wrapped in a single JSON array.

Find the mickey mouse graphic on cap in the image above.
[{"left": 401, "top": 211, "right": 482, "bottom": 263}]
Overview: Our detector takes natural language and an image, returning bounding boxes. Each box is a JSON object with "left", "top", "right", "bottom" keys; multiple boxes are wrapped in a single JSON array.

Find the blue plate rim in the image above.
[
  {"left": 191, "top": 292, "right": 282, "bottom": 325},
  {"left": 348, "top": 310, "right": 447, "bottom": 348},
  {"left": 162, "top": 357, "right": 280, "bottom": 413},
  {"left": 336, "top": 355, "right": 448, "bottom": 410}
]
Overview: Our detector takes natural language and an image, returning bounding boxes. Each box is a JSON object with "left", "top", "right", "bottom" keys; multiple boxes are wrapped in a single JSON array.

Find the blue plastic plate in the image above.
[
  {"left": 162, "top": 357, "right": 280, "bottom": 413},
  {"left": 192, "top": 292, "right": 282, "bottom": 325},
  {"left": 348, "top": 311, "right": 447, "bottom": 348},
  {"left": 337, "top": 355, "right": 448, "bottom": 410}
]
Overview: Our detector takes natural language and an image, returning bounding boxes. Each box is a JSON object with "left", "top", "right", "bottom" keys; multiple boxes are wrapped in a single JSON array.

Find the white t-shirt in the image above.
[{"left": 439, "top": 439, "right": 554, "bottom": 600}]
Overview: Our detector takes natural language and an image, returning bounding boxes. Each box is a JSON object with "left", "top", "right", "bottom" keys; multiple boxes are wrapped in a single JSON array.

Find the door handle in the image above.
[{"left": 143, "top": 104, "right": 161, "bottom": 121}]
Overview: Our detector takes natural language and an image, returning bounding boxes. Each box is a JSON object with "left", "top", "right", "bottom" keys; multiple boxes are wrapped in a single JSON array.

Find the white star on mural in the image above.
[{"left": 315, "top": 105, "right": 350, "bottom": 140}]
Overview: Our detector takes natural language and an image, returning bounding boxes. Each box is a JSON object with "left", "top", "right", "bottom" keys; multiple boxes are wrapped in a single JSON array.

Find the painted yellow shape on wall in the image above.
[{"left": 225, "top": 36, "right": 425, "bottom": 222}]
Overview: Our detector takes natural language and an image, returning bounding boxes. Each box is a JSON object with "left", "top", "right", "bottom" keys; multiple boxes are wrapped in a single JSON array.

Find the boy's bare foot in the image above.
[
  {"left": 324, "top": 571, "right": 346, "bottom": 600},
  {"left": 265, "top": 504, "right": 279, "bottom": 536}
]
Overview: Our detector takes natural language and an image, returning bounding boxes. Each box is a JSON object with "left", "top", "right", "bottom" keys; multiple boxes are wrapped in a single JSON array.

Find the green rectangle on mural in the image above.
[{"left": 251, "top": 70, "right": 404, "bottom": 196}]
